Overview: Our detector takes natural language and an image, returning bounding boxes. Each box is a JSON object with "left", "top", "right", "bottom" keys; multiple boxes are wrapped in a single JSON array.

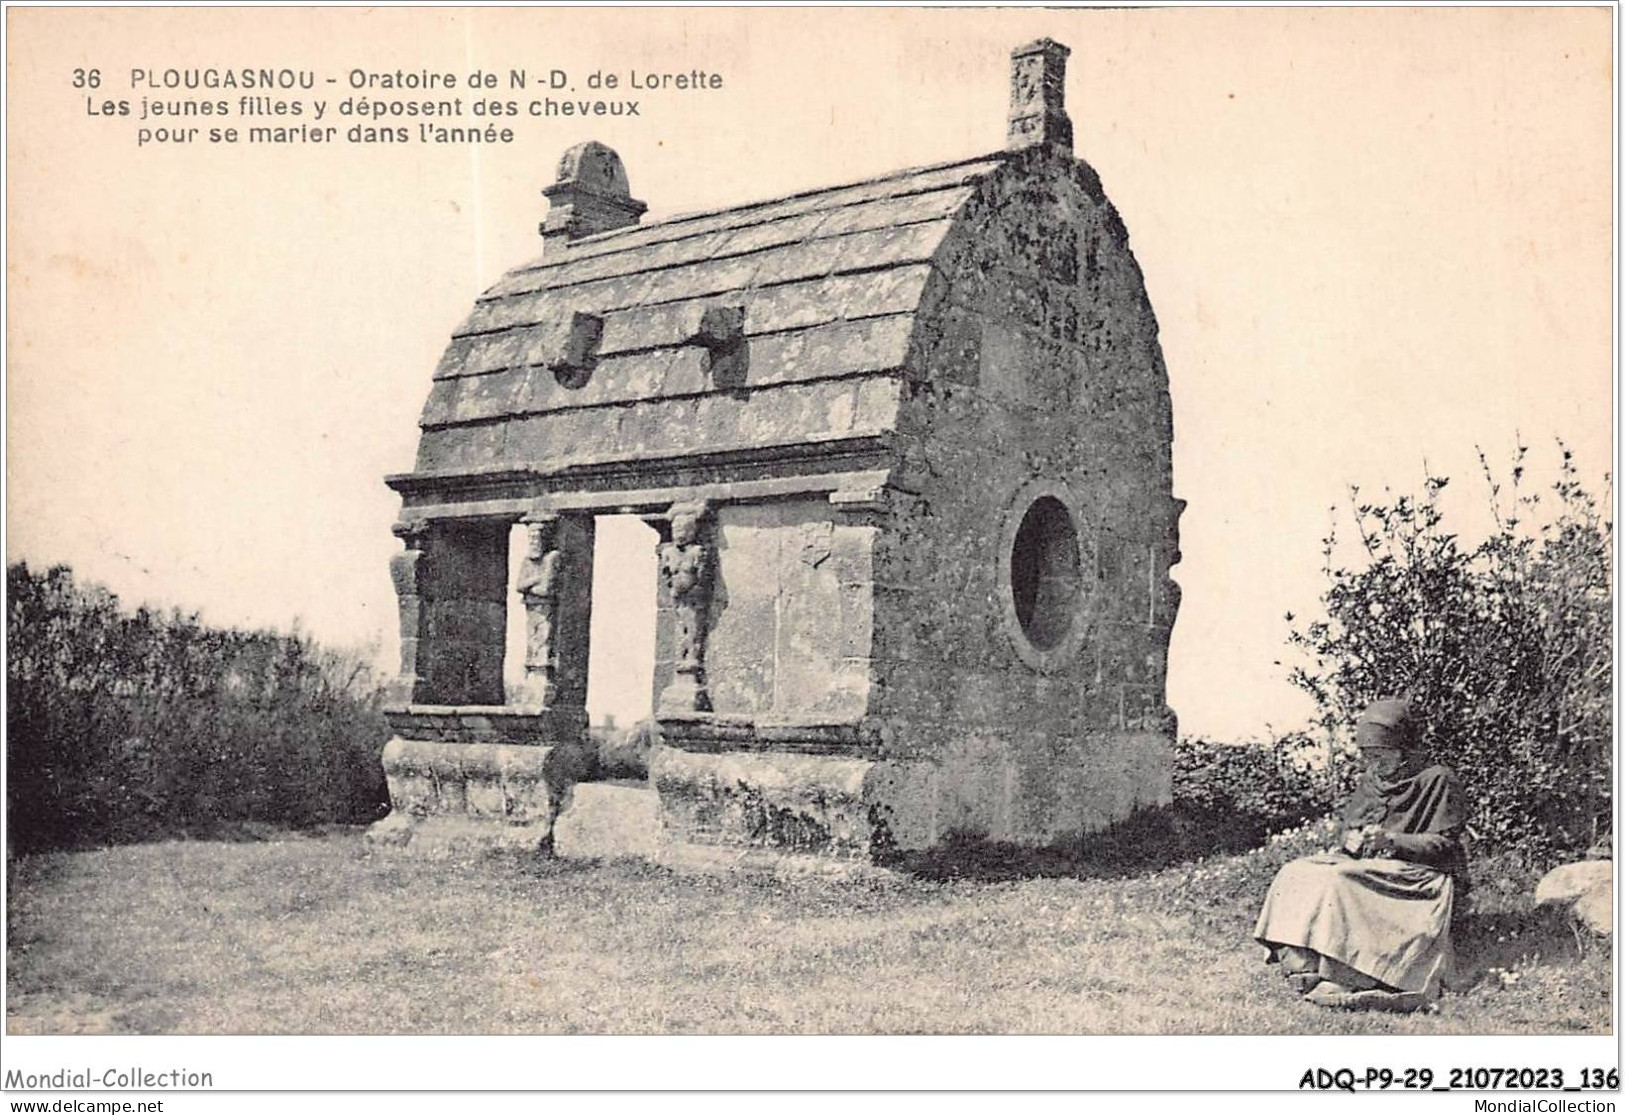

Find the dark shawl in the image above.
[
  {"left": 1343, "top": 758, "right": 1462, "bottom": 836},
  {"left": 1342, "top": 698, "right": 1468, "bottom": 882}
]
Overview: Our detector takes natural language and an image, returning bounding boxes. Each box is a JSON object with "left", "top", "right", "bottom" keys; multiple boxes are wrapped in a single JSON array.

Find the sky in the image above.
[{"left": 6, "top": 7, "right": 1613, "bottom": 740}]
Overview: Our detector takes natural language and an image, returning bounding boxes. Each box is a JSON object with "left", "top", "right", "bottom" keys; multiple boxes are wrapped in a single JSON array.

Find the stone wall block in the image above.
[
  {"left": 413, "top": 423, "right": 507, "bottom": 474},
  {"left": 929, "top": 733, "right": 1009, "bottom": 840},
  {"left": 649, "top": 601, "right": 677, "bottom": 709},
  {"left": 823, "top": 657, "right": 877, "bottom": 718},
  {"left": 774, "top": 523, "right": 845, "bottom": 714},
  {"left": 419, "top": 638, "right": 503, "bottom": 706},
  {"left": 869, "top": 662, "right": 950, "bottom": 726},
  {"left": 650, "top": 746, "right": 939, "bottom": 860},
  {"left": 706, "top": 506, "right": 780, "bottom": 716},
  {"left": 435, "top": 758, "right": 469, "bottom": 814},
  {"left": 828, "top": 525, "right": 879, "bottom": 586},
  {"left": 425, "top": 524, "right": 511, "bottom": 602},
  {"left": 500, "top": 749, "right": 555, "bottom": 820},
  {"left": 1118, "top": 683, "right": 1168, "bottom": 732},
  {"left": 917, "top": 304, "right": 982, "bottom": 386},
  {"left": 379, "top": 738, "right": 439, "bottom": 815},
  {"left": 469, "top": 644, "right": 507, "bottom": 705},
  {"left": 413, "top": 640, "right": 455, "bottom": 702},
  {"left": 464, "top": 764, "right": 507, "bottom": 818},
  {"left": 836, "top": 582, "right": 875, "bottom": 659},
  {"left": 425, "top": 600, "right": 506, "bottom": 644},
  {"left": 449, "top": 369, "right": 528, "bottom": 425},
  {"left": 867, "top": 585, "right": 923, "bottom": 666},
  {"left": 1116, "top": 541, "right": 1154, "bottom": 626}
]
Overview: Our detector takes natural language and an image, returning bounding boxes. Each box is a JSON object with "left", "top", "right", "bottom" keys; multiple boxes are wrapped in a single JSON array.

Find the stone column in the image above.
[
  {"left": 388, "top": 519, "right": 431, "bottom": 705},
  {"left": 515, "top": 515, "right": 563, "bottom": 704},
  {"left": 650, "top": 501, "right": 715, "bottom": 715},
  {"left": 513, "top": 511, "right": 595, "bottom": 715},
  {"left": 510, "top": 516, "right": 594, "bottom": 724}
]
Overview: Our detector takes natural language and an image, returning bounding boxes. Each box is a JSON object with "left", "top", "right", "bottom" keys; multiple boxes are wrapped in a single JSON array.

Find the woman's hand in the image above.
[
  {"left": 1340, "top": 825, "right": 1395, "bottom": 857},
  {"left": 1359, "top": 826, "right": 1396, "bottom": 858}
]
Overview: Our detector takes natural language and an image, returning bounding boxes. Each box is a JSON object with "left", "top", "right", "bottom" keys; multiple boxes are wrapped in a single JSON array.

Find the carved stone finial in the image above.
[
  {"left": 1008, "top": 39, "right": 1072, "bottom": 154},
  {"left": 540, "top": 141, "right": 648, "bottom": 251}
]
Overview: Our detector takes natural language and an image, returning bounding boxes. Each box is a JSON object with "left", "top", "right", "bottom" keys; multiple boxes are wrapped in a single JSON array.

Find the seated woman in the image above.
[{"left": 1255, "top": 697, "right": 1467, "bottom": 1011}]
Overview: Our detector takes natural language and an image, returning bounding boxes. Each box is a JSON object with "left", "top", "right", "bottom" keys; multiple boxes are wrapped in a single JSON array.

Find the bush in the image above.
[
  {"left": 1286, "top": 444, "right": 1611, "bottom": 861},
  {"left": 1171, "top": 732, "right": 1349, "bottom": 836},
  {"left": 7, "top": 562, "right": 390, "bottom": 853}
]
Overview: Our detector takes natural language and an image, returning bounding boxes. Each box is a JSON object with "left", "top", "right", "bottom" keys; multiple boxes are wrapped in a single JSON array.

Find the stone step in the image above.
[{"left": 552, "top": 780, "right": 661, "bottom": 861}]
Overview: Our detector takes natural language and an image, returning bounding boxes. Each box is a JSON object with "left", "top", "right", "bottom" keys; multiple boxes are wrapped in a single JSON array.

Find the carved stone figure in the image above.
[
  {"left": 657, "top": 503, "right": 713, "bottom": 712},
  {"left": 516, "top": 518, "right": 563, "bottom": 695}
]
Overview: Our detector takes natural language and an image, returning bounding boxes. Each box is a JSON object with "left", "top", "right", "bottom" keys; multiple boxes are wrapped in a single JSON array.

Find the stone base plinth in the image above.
[
  {"left": 367, "top": 811, "right": 555, "bottom": 855},
  {"left": 649, "top": 745, "right": 938, "bottom": 862},
  {"left": 368, "top": 736, "right": 596, "bottom": 853}
]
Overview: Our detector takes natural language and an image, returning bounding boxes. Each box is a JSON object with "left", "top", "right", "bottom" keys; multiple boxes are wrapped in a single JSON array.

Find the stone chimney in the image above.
[
  {"left": 540, "top": 141, "right": 647, "bottom": 251},
  {"left": 1007, "top": 39, "right": 1072, "bottom": 154}
]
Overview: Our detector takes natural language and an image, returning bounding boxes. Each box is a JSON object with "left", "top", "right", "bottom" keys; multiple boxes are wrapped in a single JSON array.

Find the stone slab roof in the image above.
[{"left": 409, "top": 152, "right": 1009, "bottom": 480}]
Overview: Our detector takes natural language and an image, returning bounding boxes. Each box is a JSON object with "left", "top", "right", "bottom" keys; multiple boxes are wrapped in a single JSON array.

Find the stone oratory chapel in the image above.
[{"left": 372, "top": 40, "right": 1184, "bottom": 865}]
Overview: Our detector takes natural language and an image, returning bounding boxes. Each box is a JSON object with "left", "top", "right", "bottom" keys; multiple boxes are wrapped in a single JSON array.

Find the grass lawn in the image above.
[{"left": 5, "top": 823, "right": 1611, "bottom": 1035}]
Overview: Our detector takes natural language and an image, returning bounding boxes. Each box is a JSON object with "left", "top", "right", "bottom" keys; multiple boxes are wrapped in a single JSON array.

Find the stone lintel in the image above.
[
  {"left": 392, "top": 465, "right": 908, "bottom": 524},
  {"left": 385, "top": 437, "right": 898, "bottom": 502},
  {"left": 383, "top": 703, "right": 589, "bottom": 746},
  {"left": 656, "top": 713, "right": 884, "bottom": 757}
]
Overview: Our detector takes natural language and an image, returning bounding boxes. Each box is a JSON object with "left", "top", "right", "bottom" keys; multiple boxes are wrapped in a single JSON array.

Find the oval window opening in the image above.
[{"left": 1010, "top": 495, "right": 1082, "bottom": 651}]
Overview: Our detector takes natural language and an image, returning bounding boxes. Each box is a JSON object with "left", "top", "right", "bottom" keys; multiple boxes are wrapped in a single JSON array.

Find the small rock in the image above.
[
  {"left": 1574, "top": 880, "right": 1614, "bottom": 935},
  {"left": 1535, "top": 860, "right": 1612, "bottom": 906},
  {"left": 1536, "top": 860, "right": 1614, "bottom": 936}
]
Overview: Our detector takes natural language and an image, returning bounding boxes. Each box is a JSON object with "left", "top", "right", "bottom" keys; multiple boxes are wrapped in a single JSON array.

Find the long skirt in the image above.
[{"left": 1255, "top": 852, "right": 1456, "bottom": 997}]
